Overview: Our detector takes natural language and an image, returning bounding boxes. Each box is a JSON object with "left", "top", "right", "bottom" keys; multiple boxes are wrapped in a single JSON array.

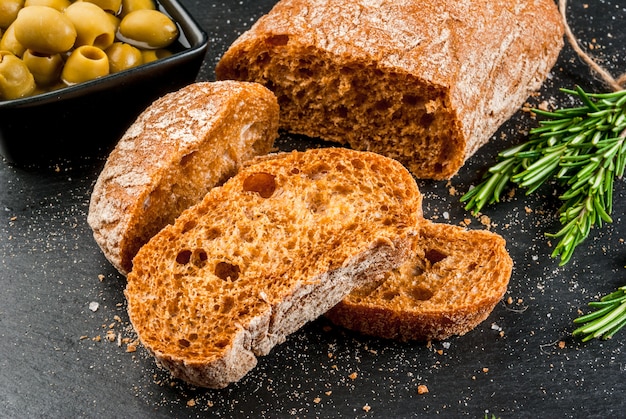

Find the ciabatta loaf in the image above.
[
  {"left": 215, "top": 0, "right": 564, "bottom": 179},
  {"left": 125, "top": 147, "right": 422, "bottom": 388},
  {"left": 88, "top": 81, "right": 279, "bottom": 275},
  {"left": 326, "top": 221, "right": 512, "bottom": 341}
]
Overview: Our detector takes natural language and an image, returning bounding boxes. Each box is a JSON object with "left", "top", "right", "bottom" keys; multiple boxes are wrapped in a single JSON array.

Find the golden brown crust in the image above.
[
  {"left": 87, "top": 81, "right": 279, "bottom": 275},
  {"left": 216, "top": 0, "right": 564, "bottom": 179},
  {"left": 124, "top": 148, "right": 422, "bottom": 388},
  {"left": 326, "top": 221, "right": 513, "bottom": 341}
]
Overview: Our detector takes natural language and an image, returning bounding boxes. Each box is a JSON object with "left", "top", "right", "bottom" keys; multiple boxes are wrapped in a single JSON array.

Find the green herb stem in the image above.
[
  {"left": 573, "top": 285, "right": 626, "bottom": 341},
  {"left": 461, "top": 86, "right": 626, "bottom": 265}
]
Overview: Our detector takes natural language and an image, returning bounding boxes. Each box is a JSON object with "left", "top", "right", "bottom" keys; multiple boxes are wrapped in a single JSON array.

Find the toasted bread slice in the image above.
[
  {"left": 125, "top": 147, "right": 422, "bottom": 388},
  {"left": 215, "top": 0, "right": 563, "bottom": 179},
  {"left": 88, "top": 81, "right": 279, "bottom": 275},
  {"left": 326, "top": 221, "right": 512, "bottom": 341}
]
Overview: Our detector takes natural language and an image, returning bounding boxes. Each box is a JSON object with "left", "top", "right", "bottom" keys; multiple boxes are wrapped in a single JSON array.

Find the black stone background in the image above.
[{"left": 1, "top": 1, "right": 625, "bottom": 417}]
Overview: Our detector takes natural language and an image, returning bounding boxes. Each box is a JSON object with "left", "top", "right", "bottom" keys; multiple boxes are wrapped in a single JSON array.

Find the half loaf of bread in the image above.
[
  {"left": 88, "top": 81, "right": 279, "bottom": 275},
  {"left": 125, "top": 147, "right": 422, "bottom": 388},
  {"left": 326, "top": 221, "right": 513, "bottom": 341},
  {"left": 215, "top": 0, "right": 564, "bottom": 179}
]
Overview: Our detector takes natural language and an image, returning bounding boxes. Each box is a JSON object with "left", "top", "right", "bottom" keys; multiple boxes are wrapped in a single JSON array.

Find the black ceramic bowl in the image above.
[{"left": 0, "top": 0, "right": 208, "bottom": 166}]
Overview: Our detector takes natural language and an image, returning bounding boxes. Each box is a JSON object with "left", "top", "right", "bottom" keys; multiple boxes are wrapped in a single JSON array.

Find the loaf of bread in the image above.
[
  {"left": 88, "top": 81, "right": 279, "bottom": 275},
  {"left": 215, "top": 0, "right": 564, "bottom": 179},
  {"left": 124, "top": 147, "right": 422, "bottom": 388},
  {"left": 326, "top": 221, "right": 512, "bottom": 341}
]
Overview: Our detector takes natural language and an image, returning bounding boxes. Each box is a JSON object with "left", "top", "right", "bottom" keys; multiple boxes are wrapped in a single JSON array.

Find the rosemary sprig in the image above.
[
  {"left": 461, "top": 86, "right": 626, "bottom": 265},
  {"left": 573, "top": 285, "right": 626, "bottom": 341}
]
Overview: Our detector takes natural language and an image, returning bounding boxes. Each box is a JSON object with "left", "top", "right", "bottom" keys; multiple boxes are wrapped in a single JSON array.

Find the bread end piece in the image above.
[
  {"left": 326, "top": 222, "right": 513, "bottom": 341},
  {"left": 216, "top": 0, "right": 564, "bottom": 179},
  {"left": 87, "top": 81, "right": 279, "bottom": 275}
]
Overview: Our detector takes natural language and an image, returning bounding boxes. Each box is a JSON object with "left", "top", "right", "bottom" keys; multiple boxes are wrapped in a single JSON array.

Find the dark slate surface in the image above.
[{"left": 1, "top": 1, "right": 625, "bottom": 417}]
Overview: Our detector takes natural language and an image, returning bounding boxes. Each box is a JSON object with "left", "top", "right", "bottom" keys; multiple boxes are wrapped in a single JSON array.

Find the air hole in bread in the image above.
[
  {"left": 332, "top": 183, "right": 352, "bottom": 195},
  {"left": 420, "top": 112, "right": 435, "bottom": 128},
  {"left": 180, "top": 151, "right": 197, "bottom": 166},
  {"left": 382, "top": 290, "right": 399, "bottom": 301},
  {"left": 407, "top": 286, "right": 434, "bottom": 301},
  {"left": 375, "top": 99, "right": 392, "bottom": 111},
  {"left": 215, "top": 261, "right": 241, "bottom": 281},
  {"left": 214, "top": 339, "right": 229, "bottom": 349},
  {"left": 181, "top": 220, "right": 197, "bottom": 234},
  {"left": 402, "top": 94, "right": 421, "bottom": 106},
  {"left": 178, "top": 338, "right": 190, "bottom": 348},
  {"left": 221, "top": 296, "right": 235, "bottom": 313},
  {"left": 425, "top": 248, "right": 447, "bottom": 265},
  {"left": 351, "top": 159, "right": 365, "bottom": 169},
  {"left": 337, "top": 105, "right": 348, "bottom": 118},
  {"left": 290, "top": 167, "right": 300, "bottom": 175},
  {"left": 434, "top": 163, "right": 443, "bottom": 173},
  {"left": 188, "top": 333, "right": 198, "bottom": 341},
  {"left": 265, "top": 34, "right": 289, "bottom": 46},
  {"left": 305, "top": 162, "right": 331, "bottom": 179},
  {"left": 242, "top": 172, "right": 276, "bottom": 198},
  {"left": 192, "top": 249, "right": 208, "bottom": 268},
  {"left": 176, "top": 249, "right": 192, "bottom": 264},
  {"left": 206, "top": 227, "right": 221, "bottom": 240}
]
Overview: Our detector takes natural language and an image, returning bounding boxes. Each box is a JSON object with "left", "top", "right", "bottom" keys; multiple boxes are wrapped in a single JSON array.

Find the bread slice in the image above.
[
  {"left": 326, "top": 221, "right": 513, "bottom": 341},
  {"left": 215, "top": 0, "right": 564, "bottom": 179},
  {"left": 88, "top": 81, "right": 279, "bottom": 275},
  {"left": 124, "top": 147, "right": 422, "bottom": 388}
]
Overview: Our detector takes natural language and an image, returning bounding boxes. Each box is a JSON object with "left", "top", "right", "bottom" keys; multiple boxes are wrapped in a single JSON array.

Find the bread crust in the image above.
[
  {"left": 216, "top": 0, "right": 564, "bottom": 179},
  {"left": 124, "top": 148, "right": 422, "bottom": 388},
  {"left": 88, "top": 81, "right": 279, "bottom": 275},
  {"left": 326, "top": 221, "right": 513, "bottom": 341}
]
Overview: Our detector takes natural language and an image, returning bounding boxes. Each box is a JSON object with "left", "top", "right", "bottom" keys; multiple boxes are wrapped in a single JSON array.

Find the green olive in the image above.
[
  {"left": 82, "top": 0, "right": 122, "bottom": 14},
  {"left": 0, "top": 23, "right": 26, "bottom": 57},
  {"left": 141, "top": 48, "right": 172, "bottom": 63},
  {"left": 24, "top": 0, "right": 71, "bottom": 11},
  {"left": 105, "top": 41, "right": 142, "bottom": 73},
  {"left": 118, "top": 9, "right": 178, "bottom": 49},
  {"left": 61, "top": 45, "right": 109, "bottom": 85},
  {"left": 64, "top": 2, "right": 117, "bottom": 50},
  {"left": 0, "top": 51, "right": 35, "bottom": 100},
  {"left": 119, "top": 0, "right": 154, "bottom": 18},
  {"left": 22, "top": 49, "right": 64, "bottom": 86},
  {"left": 13, "top": 6, "right": 77, "bottom": 54},
  {"left": 0, "top": 0, "right": 24, "bottom": 30}
]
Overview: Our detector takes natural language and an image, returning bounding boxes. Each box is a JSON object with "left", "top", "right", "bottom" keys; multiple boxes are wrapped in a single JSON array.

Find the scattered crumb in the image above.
[
  {"left": 525, "top": 206, "right": 533, "bottom": 214},
  {"left": 417, "top": 385, "right": 429, "bottom": 395},
  {"left": 98, "top": 274, "right": 105, "bottom": 282},
  {"left": 558, "top": 341, "right": 566, "bottom": 349},
  {"left": 88, "top": 302, "right": 99, "bottom": 312},
  {"left": 482, "top": 367, "right": 489, "bottom": 373},
  {"left": 348, "top": 372, "right": 358, "bottom": 380},
  {"left": 362, "top": 404, "right": 371, "bottom": 412},
  {"left": 313, "top": 397, "right": 321, "bottom": 404},
  {"left": 325, "top": 391, "right": 332, "bottom": 396},
  {"left": 187, "top": 399, "right": 196, "bottom": 407}
]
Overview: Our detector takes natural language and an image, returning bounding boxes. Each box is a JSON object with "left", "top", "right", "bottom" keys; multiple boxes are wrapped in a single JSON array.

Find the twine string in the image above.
[{"left": 559, "top": 0, "right": 626, "bottom": 91}]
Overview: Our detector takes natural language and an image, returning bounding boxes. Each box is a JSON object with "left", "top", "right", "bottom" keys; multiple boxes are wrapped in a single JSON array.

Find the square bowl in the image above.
[{"left": 0, "top": 0, "right": 208, "bottom": 167}]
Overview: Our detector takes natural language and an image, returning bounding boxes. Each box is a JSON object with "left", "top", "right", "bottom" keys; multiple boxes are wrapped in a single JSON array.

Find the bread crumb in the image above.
[
  {"left": 325, "top": 391, "right": 332, "bottom": 396},
  {"left": 313, "top": 397, "right": 321, "bottom": 404},
  {"left": 558, "top": 341, "right": 566, "bottom": 349},
  {"left": 525, "top": 206, "right": 533, "bottom": 214},
  {"left": 97, "top": 274, "right": 105, "bottom": 282},
  {"left": 482, "top": 367, "right": 489, "bottom": 373},
  {"left": 92, "top": 335, "right": 101, "bottom": 342},
  {"left": 79, "top": 335, "right": 89, "bottom": 340},
  {"left": 362, "top": 404, "right": 371, "bottom": 412},
  {"left": 187, "top": 399, "right": 196, "bottom": 407},
  {"left": 88, "top": 302, "right": 99, "bottom": 312},
  {"left": 417, "top": 385, "right": 429, "bottom": 395},
  {"left": 507, "top": 296, "right": 514, "bottom": 305},
  {"left": 348, "top": 372, "right": 358, "bottom": 380}
]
